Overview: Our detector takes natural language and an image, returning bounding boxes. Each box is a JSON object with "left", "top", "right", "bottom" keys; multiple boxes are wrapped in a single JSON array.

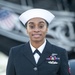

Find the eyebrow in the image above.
[
  {"left": 39, "top": 21, "right": 47, "bottom": 24},
  {"left": 28, "top": 21, "right": 45, "bottom": 24},
  {"left": 28, "top": 22, "right": 34, "bottom": 24}
]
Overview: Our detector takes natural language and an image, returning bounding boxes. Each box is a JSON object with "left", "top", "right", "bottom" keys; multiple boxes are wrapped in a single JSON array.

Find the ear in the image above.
[{"left": 46, "top": 27, "right": 48, "bottom": 33}]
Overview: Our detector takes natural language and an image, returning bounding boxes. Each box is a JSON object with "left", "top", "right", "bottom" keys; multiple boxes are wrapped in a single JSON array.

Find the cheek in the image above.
[
  {"left": 43, "top": 28, "right": 48, "bottom": 33},
  {"left": 27, "top": 31, "right": 31, "bottom": 36},
  {"left": 26, "top": 29, "right": 31, "bottom": 36},
  {"left": 26, "top": 27, "right": 31, "bottom": 34}
]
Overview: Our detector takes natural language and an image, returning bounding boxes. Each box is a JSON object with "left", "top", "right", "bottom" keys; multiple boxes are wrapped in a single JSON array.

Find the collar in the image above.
[{"left": 30, "top": 39, "right": 46, "bottom": 53}]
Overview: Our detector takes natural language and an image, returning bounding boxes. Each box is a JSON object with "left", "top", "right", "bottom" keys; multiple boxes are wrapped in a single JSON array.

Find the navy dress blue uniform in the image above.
[{"left": 6, "top": 40, "right": 69, "bottom": 75}]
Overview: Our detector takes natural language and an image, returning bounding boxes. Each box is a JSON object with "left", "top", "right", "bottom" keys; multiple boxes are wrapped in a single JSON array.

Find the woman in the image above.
[{"left": 6, "top": 8, "right": 70, "bottom": 75}]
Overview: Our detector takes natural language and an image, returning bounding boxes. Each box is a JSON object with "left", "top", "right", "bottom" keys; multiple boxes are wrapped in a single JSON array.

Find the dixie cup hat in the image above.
[{"left": 19, "top": 8, "right": 55, "bottom": 25}]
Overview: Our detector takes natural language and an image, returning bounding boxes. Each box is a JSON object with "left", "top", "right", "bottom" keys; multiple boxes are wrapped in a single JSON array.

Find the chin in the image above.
[
  {"left": 31, "top": 39, "right": 40, "bottom": 42},
  {"left": 32, "top": 39, "right": 43, "bottom": 42}
]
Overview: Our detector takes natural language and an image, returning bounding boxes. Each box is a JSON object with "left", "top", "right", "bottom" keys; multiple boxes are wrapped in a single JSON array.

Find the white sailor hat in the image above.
[{"left": 19, "top": 8, "right": 55, "bottom": 25}]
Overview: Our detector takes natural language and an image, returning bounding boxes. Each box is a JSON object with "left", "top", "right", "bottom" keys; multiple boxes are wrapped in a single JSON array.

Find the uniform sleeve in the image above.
[
  {"left": 6, "top": 48, "right": 16, "bottom": 75},
  {"left": 59, "top": 49, "right": 70, "bottom": 75}
]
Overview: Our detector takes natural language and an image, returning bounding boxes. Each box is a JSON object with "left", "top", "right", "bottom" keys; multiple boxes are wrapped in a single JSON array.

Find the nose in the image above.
[{"left": 34, "top": 27, "right": 40, "bottom": 32}]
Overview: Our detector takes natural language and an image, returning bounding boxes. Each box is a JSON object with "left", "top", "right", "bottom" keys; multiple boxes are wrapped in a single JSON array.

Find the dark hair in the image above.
[
  {"left": 24, "top": 22, "right": 27, "bottom": 28},
  {"left": 45, "top": 20, "right": 49, "bottom": 27}
]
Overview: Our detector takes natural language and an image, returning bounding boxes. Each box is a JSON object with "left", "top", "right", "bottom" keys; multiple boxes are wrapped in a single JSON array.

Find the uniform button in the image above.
[{"left": 33, "top": 67, "right": 37, "bottom": 71}]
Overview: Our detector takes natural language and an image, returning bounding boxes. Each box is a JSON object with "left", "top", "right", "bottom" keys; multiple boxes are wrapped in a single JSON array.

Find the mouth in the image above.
[{"left": 32, "top": 34, "right": 41, "bottom": 38}]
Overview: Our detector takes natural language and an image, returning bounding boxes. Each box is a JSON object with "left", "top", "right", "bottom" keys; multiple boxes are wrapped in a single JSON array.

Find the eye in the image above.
[
  {"left": 39, "top": 26, "right": 43, "bottom": 28},
  {"left": 29, "top": 25, "right": 35, "bottom": 29},
  {"left": 39, "top": 25, "right": 44, "bottom": 28}
]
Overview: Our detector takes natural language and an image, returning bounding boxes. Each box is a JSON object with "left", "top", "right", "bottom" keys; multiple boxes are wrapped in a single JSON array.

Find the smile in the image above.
[{"left": 32, "top": 34, "right": 41, "bottom": 37}]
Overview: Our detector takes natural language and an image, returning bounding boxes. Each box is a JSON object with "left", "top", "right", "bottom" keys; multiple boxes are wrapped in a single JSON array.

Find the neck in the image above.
[{"left": 30, "top": 40, "right": 45, "bottom": 48}]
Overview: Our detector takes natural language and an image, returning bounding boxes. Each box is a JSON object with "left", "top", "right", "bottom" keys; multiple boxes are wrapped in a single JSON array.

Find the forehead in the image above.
[{"left": 27, "top": 17, "right": 46, "bottom": 23}]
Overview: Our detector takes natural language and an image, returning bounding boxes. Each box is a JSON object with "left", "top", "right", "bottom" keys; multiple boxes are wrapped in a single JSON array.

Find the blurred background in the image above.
[{"left": 0, "top": 0, "right": 75, "bottom": 75}]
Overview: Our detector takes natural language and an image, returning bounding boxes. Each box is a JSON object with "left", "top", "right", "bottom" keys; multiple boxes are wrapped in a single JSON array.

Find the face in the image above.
[{"left": 26, "top": 17, "right": 48, "bottom": 43}]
